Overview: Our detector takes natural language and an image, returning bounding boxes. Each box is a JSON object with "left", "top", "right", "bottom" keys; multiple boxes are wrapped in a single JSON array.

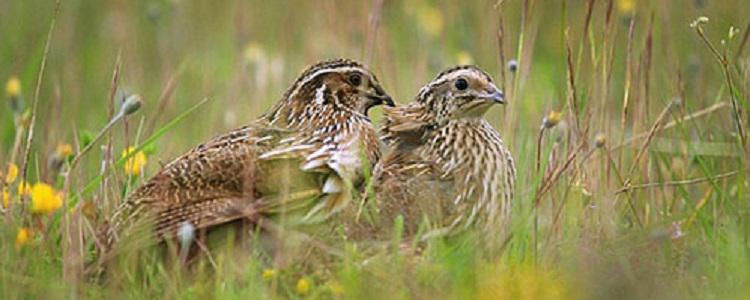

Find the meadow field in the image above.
[{"left": 1, "top": 0, "right": 750, "bottom": 298}]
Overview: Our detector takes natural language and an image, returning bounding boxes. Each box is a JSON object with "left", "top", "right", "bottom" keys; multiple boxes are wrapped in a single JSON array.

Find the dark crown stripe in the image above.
[{"left": 433, "top": 65, "right": 493, "bottom": 84}]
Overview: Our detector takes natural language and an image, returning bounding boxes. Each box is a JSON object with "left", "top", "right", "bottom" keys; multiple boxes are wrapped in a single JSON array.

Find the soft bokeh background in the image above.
[{"left": 2, "top": 0, "right": 750, "bottom": 298}]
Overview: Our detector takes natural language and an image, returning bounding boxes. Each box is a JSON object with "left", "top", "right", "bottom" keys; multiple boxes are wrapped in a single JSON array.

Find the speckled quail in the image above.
[
  {"left": 103, "top": 59, "right": 393, "bottom": 253},
  {"left": 361, "top": 65, "right": 515, "bottom": 247}
]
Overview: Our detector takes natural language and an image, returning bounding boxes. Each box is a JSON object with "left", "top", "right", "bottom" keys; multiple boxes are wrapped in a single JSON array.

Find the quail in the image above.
[
  {"left": 103, "top": 59, "right": 393, "bottom": 253},
  {"left": 364, "top": 65, "right": 515, "bottom": 248}
]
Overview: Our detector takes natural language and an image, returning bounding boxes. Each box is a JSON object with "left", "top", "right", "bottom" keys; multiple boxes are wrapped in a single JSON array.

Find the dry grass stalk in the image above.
[
  {"left": 495, "top": 13, "right": 507, "bottom": 91},
  {"left": 146, "top": 65, "right": 185, "bottom": 135},
  {"left": 363, "top": 0, "right": 384, "bottom": 65},
  {"left": 619, "top": 17, "right": 636, "bottom": 166},
  {"left": 534, "top": 140, "right": 586, "bottom": 208},
  {"left": 612, "top": 101, "right": 728, "bottom": 150},
  {"left": 602, "top": 143, "right": 643, "bottom": 227},
  {"left": 14, "top": 0, "right": 68, "bottom": 283},
  {"left": 615, "top": 170, "right": 740, "bottom": 194},
  {"left": 564, "top": 28, "right": 581, "bottom": 138},
  {"left": 638, "top": 13, "right": 654, "bottom": 123},
  {"left": 104, "top": 52, "right": 123, "bottom": 214},
  {"left": 691, "top": 18, "right": 747, "bottom": 146},
  {"left": 625, "top": 99, "right": 675, "bottom": 178},
  {"left": 19, "top": 0, "right": 62, "bottom": 204},
  {"left": 62, "top": 94, "right": 141, "bottom": 285},
  {"left": 734, "top": 20, "right": 750, "bottom": 60}
]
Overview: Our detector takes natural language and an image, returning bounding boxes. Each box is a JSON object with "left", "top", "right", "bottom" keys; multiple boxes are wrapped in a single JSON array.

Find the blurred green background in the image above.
[
  {"left": 1, "top": 0, "right": 748, "bottom": 167},
  {"left": 2, "top": 0, "right": 750, "bottom": 298},
  {"left": 0, "top": 0, "right": 742, "bottom": 156}
]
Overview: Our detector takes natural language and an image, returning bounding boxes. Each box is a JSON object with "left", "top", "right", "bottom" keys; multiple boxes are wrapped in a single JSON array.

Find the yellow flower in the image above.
[
  {"left": 478, "top": 264, "right": 572, "bottom": 300},
  {"left": 15, "top": 227, "right": 29, "bottom": 249},
  {"left": 457, "top": 51, "right": 474, "bottom": 65},
  {"left": 17, "top": 180, "right": 32, "bottom": 196},
  {"left": 616, "top": 0, "right": 635, "bottom": 15},
  {"left": 295, "top": 278, "right": 311, "bottom": 295},
  {"left": 56, "top": 143, "right": 74, "bottom": 159},
  {"left": 5, "top": 163, "right": 18, "bottom": 183},
  {"left": 2, "top": 187, "right": 9, "bottom": 208},
  {"left": 122, "top": 146, "right": 147, "bottom": 176},
  {"left": 415, "top": 4, "right": 443, "bottom": 37},
  {"left": 5, "top": 76, "right": 20, "bottom": 98},
  {"left": 30, "top": 182, "right": 63, "bottom": 215},
  {"left": 327, "top": 280, "right": 344, "bottom": 296},
  {"left": 261, "top": 268, "right": 277, "bottom": 281},
  {"left": 243, "top": 42, "right": 266, "bottom": 64}
]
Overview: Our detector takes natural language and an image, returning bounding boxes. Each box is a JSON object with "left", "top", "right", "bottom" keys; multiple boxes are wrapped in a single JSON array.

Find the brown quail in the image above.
[
  {"left": 103, "top": 59, "right": 393, "bottom": 253},
  {"left": 363, "top": 65, "right": 515, "bottom": 248}
]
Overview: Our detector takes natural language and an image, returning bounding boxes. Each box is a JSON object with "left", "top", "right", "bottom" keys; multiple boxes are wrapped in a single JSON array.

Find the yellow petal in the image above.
[
  {"left": 5, "top": 76, "right": 21, "bottom": 98},
  {"left": 122, "top": 146, "right": 148, "bottom": 176},
  {"left": 15, "top": 227, "right": 29, "bottom": 249},
  {"left": 457, "top": 51, "right": 474, "bottom": 65},
  {"left": 243, "top": 42, "right": 266, "bottom": 63},
  {"left": 327, "top": 280, "right": 344, "bottom": 295},
  {"left": 17, "top": 181, "right": 32, "bottom": 196},
  {"left": 616, "top": 0, "right": 635, "bottom": 14},
  {"left": 31, "top": 182, "right": 62, "bottom": 214},
  {"left": 261, "top": 268, "right": 277, "bottom": 281},
  {"left": 296, "top": 278, "right": 311, "bottom": 295},
  {"left": 56, "top": 143, "right": 74, "bottom": 158},
  {"left": 2, "top": 187, "right": 9, "bottom": 208},
  {"left": 416, "top": 4, "right": 443, "bottom": 37},
  {"left": 5, "top": 163, "right": 18, "bottom": 183}
]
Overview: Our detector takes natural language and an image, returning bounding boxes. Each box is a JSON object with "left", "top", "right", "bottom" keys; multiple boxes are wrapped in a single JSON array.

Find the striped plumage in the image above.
[
  {"left": 367, "top": 65, "right": 515, "bottom": 245},
  {"left": 104, "top": 58, "right": 392, "bottom": 251}
]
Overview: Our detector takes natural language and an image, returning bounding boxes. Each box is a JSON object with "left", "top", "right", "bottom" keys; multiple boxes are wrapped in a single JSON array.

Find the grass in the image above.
[{"left": 2, "top": 0, "right": 750, "bottom": 298}]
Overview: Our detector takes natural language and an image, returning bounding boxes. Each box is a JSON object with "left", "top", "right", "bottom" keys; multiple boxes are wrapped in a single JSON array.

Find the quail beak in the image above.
[
  {"left": 477, "top": 89, "right": 505, "bottom": 105},
  {"left": 365, "top": 84, "right": 395, "bottom": 107},
  {"left": 460, "top": 86, "right": 505, "bottom": 118}
]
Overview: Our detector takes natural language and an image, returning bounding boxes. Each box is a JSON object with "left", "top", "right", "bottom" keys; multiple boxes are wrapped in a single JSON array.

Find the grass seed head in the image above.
[
  {"left": 690, "top": 16, "right": 710, "bottom": 28},
  {"left": 120, "top": 94, "right": 142, "bottom": 117},
  {"left": 729, "top": 26, "right": 740, "bottom": 40},
  {"left": 48, "top": 143, "right": 74, "bottom": 174},
  {"left": 543, "top": 110, "right": 562, "bottom": 129},
  {"left": 508, "top": 59, "right": 518, "bottom": 72},
  {"left": 595, "top": 133, "right": 607, "bottom": 148}
]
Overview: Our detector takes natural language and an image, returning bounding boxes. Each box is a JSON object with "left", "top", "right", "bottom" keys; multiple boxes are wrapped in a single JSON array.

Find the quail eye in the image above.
[
  {"left": 455, "top": 78, "right": 468, "bottom": 90},
  {"left": 348, "top": 74, "right": 362, "bottom": 86}
]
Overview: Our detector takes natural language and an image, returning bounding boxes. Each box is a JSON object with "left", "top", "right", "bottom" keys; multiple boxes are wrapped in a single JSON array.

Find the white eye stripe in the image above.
[
  {"left": 289, "top": 67, "right": 368, "bottom": 99},
  {"left": 315, "top": 84, "right": 328, "bottom": 104}
]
